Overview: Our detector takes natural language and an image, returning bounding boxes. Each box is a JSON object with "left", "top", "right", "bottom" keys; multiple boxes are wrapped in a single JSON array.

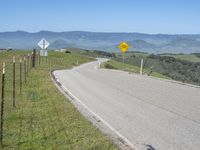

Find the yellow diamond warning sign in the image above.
[{"left": 118, "top": 42, "right": 129, "bottom": 53}]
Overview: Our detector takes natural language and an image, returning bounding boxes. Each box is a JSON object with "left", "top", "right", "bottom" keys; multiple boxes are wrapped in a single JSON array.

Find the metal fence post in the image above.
[
  {"left": 20, "top": 58, "right": 22, "bottom": 95},
  {"left": 38, "top": 51, "right": 41, "bottom": 65},
  {"left": 24, "top": 56, "right": 26, "bottom": 83},
  {"left": 27, "top": 53, "right": 29, "bottom": 77}
]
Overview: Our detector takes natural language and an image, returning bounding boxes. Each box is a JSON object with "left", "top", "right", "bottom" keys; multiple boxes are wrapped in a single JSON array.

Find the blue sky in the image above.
[{"left": 0, "top": 0, "right": 200, "bottom": 34}]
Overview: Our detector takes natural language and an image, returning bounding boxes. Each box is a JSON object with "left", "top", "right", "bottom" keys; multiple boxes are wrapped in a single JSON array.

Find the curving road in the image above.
[{"left": 54, "top": 58, "right": 200, "bottom": 150}]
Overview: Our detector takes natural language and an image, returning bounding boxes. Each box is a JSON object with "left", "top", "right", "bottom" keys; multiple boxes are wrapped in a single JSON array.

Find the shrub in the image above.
[
  {"left": 65, "top": 50, "right": 71, "bottom": 53},
  {"left": 104, "top": 63, "right": 116, "bottom": 69}
]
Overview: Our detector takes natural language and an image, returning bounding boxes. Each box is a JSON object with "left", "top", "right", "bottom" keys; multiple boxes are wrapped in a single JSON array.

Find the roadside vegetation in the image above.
[
  {"left": 82, "top": 48, "right": 200, "bottom": 85},
  {"left": 101, "top": 60, "right": 171, "bottom": 79},
  {"left": 1, "top": 48, "right": 200, "bottom": 150},
  {"left": 160, "top": 53, "right": 200, "bottom": 62},
  {"left": 0, "top": 50, "right": 118, "bottom": 150},
  {"left": 146, "top": 54, "right": 200, "bottom": 85},
  {"left": 106, "top": 51, "right": 200, "bottom": 86}
]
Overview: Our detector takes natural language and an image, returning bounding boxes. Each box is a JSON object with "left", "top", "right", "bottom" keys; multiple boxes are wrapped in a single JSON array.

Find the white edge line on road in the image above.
[
  {"left": 53, "top": 73, "right": 137, "bottom": 150},
  {"left": 61, "top": 84, "right": 137, "bottom": 150}
]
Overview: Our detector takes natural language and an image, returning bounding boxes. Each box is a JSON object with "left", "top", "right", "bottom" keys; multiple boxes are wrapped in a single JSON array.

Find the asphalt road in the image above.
[{"left": 54, "top": 59, "right": 200, "bottom": 150}]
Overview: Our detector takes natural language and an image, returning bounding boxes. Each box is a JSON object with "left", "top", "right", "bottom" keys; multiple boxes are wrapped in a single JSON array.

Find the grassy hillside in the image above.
[
  {"left": 173, "top": 54, "right": 200, "bottom": 62},
  {"left": 160, "top": 54, "right": 200, "bottom": 62},
  {"left": 116, "top": 51, "right": 149, "bottom": 58},
  {"left": 0, "top": 51, "right": 117, "bottom": 150},
  {"left": 101, "top": 60, "right": 170, "bottom": 80},
  {"left": 145, "top": 54, "right": 200, "bottom": 85},
  {"left": 107, "top": 52, "right": 200, "bottom": 86}
]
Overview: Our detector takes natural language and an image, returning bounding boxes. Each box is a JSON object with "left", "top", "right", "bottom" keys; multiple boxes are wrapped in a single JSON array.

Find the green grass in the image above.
[
  {"left": 101, "top": 60, "right": 171, "bottom": 80},
  {"left": 160, "top": 54, "right": 200, "bottom": 62},
  {"left": 173, "top": 54, "right": 200, "bottom": 62},
  {"left": 116, "top": 51, "right": 149, "bottom": 58},
  {"left": 0, "top": 51, "right": 118, "bottom": 150}
]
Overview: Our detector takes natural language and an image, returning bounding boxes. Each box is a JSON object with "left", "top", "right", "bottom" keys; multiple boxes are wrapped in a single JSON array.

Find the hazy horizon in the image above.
[{"left": 1, "top": 30, "right": 200, "bottom": 35}]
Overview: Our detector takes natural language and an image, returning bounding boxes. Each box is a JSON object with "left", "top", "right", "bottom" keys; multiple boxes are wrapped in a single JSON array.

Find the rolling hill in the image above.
[{"left": 1, "top": 31, "right": 200, "bottom": 53}]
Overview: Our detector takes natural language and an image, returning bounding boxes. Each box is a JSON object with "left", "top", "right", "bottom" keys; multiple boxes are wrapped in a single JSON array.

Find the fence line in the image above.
[
  {"left": 0, "top": 49, "right": 50, "bottom": 146},
  {"left": 0, "top": 49, "right": 68, "bottom": 146}
]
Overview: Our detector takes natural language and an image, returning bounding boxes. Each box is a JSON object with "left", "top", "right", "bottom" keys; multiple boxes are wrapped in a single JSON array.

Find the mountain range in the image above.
[{"left": 1, "top": 31, "right": 200, "bottom": 53}]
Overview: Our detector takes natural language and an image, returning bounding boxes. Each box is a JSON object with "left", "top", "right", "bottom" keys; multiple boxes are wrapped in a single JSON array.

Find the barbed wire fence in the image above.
[{"left": 0, "top": 49, "right": 54, "bottom": 147}]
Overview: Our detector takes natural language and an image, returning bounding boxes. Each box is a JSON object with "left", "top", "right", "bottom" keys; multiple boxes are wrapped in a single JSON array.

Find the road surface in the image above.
[{"left": 53, "top": 59, "right": 200, "bottom": 150}]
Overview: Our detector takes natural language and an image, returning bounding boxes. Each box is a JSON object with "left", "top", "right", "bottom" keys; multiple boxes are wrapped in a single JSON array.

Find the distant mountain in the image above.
[
  {"left": 158, "top": 37, "right": 200, "bottom": 53},
  {"left": 102, "top": 40, "right": 156, "bottom": 53},
  {"left": 166, "top": 37, "right": 200, "bottom": 47},
  {"left": 128, "top": 40, "right": 156, "bottom": 49},
  {"left": 50, "top": 39, "right": 77, "bottom": 49},
  {"left": 1, "top": 31, "right": 200, "bottom": 53}
]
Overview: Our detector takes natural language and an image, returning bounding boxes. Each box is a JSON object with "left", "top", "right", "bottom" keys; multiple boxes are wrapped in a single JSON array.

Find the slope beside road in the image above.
[{"left": 53, "top": 58, "right": 200, "bottom": 150}]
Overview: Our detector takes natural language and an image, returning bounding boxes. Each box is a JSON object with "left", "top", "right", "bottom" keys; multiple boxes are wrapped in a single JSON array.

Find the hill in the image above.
[
  {"left": 50, "top": 39, "right": 77, "bottom": 49},
  {"left": 1, "top": 31, "right": 200, "bottom": 53}
]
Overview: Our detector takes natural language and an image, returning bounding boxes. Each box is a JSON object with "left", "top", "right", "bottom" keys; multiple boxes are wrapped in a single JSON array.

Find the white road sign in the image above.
[
  {"left": 40, "top": 49, "right": 48, "bottom": 56},
  {"left": 38, "top": 38, "right": 50, "bottom": 49}
]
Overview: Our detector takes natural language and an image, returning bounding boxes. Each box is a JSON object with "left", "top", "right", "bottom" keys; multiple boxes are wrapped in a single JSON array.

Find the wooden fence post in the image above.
[
  {"left": 32, "top": 49, "right": 36, "bottom": 68},
  {"left": 0, "top": 62, "right": 5, "bottom": 146},
  {"left": 140, "top": 58, "right": 144, "bottom": 75},
  {"left": 13, "top": 56, "right": 16, "bottom": 107}
]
